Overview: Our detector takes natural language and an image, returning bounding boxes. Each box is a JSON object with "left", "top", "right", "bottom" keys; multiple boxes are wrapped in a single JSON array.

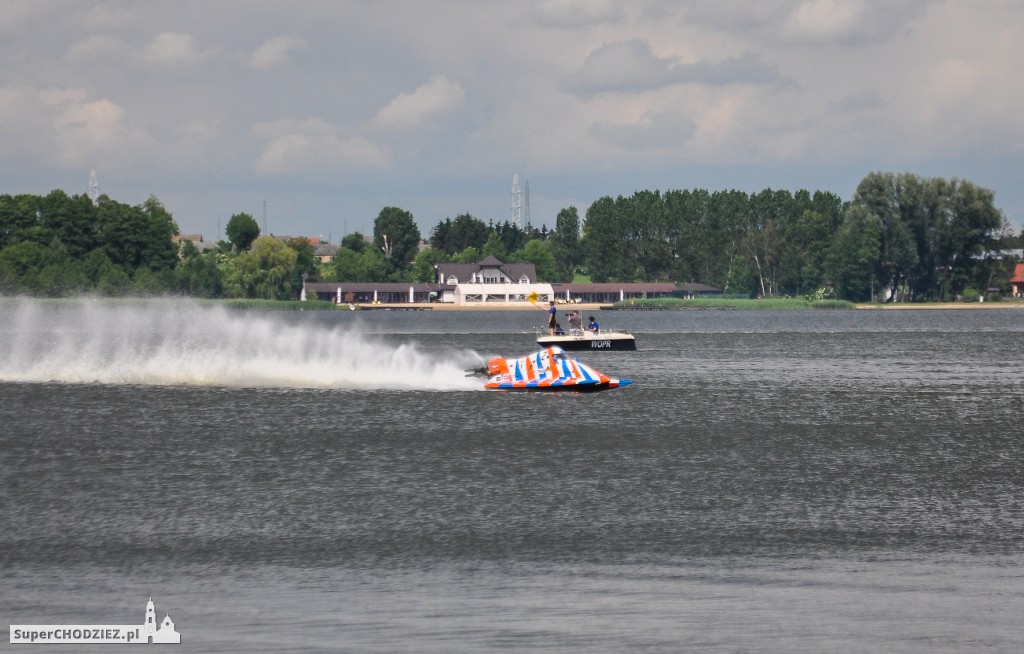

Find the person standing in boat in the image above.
[
  {"left": 586, "top": 316, "right": 599, "bottom": 333},
  {"left": 547, "top": 300, "right": 558, "bottom": 335},
  {"left": 567, "top": 310, "right": 582, "bottom": 332}
]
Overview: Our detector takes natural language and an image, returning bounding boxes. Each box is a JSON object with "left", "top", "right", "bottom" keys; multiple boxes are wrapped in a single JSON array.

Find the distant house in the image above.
[
  {"left": 313, "top": 243, "right": 339, "bottom": 264},
  {"left": 1010, "top": 262, "right": 1024, "bottom": 297},
  {"left": 435, "top": 255, "right": 536, "bottom": 286},
  {"left": 433, "top": 256, "right": 551, "bottom": 304},
  {"left": 172, "top": 233, "right": 217, "bottom": 253}
]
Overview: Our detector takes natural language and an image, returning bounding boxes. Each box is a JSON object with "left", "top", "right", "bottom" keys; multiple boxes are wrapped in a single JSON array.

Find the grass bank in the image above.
[
  {"left": 221, "top": 298, "right": 338, "bottom": 311},
  {"left": 609, "top": 297, "right": 855, "bottom": 310}
]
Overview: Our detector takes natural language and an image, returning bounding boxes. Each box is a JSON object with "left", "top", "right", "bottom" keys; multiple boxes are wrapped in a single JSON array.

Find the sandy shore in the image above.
[{"left": 353, "top": 302, "right": 609, "bottom": 311}]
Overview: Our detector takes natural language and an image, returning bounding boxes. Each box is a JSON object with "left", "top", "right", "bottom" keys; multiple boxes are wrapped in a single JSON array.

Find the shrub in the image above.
[{"left": 810, "top": 299, "right": 855, "bottom": 310}]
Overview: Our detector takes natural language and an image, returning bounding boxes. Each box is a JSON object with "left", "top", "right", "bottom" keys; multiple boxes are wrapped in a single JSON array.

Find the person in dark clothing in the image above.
[{"left": 567, "top": 310, "right": 582, "bottom": 331}]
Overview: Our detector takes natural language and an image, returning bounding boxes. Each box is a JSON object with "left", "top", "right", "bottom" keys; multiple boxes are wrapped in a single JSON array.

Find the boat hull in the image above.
[
  {"left": 536, "top": 332, "right": 636, "bottom": 351},
  {"left": 485, "top": 378, "right": 632, "bottom": 392}
]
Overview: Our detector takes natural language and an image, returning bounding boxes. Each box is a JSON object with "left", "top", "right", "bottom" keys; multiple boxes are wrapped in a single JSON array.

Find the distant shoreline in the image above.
[
  {"left": 7, "top": 296, "right": 1021, "bottom": 312},
  {"left": 853, "top": 302, "right": 1024, "bottom": 310},
  {"left": 351, "top": 301, "right": 1024, "bottom": 311},
  {"left": 352, "top": 302, "right": 610, "bottom": 312}
]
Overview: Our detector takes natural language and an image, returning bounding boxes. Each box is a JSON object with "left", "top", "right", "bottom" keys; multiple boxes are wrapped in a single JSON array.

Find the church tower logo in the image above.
[
  {"left": 10, "top": 598, "right": 181, "bottom": 645},
  {"left": 142, "top": 597, "right": 181, "bottom": 644}
]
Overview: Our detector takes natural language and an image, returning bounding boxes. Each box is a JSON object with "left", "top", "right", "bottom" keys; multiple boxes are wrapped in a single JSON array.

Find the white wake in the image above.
[{"left": 0, "top": 297, "right": 481, "bottom": 390}]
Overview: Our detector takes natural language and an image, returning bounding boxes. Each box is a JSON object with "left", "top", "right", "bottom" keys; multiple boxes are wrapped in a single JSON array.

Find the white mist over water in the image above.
[{"left": 0, "top": 298, "right": 481, "bottom": 390}]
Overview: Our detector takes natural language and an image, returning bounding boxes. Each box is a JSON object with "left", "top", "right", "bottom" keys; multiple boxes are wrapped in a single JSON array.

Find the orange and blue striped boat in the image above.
[{"left": 470, "top": 346, "right": 632, "bottom": 392}]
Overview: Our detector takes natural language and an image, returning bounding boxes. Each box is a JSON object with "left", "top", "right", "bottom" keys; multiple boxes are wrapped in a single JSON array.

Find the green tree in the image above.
[
  {"left": 174, "top": 242, "right": 223, "bottom": 297},
  {"left": 287, "top": 237, "right": 319, "bottom": 295},
  {"left": 373, "top": 206, "right": 421, "bottom": 276},
  {"left": 332, "top": 246, "right": 389, "bottom": 283},
  {"left": 331, "top": 248, "right": 362, "bottom": 283},
  {"left": 582, "top": 196, "right": 629, "bottom": 282},
  {"left": 932, "top": 179, "right": 1005, "bottom": 299},
  {"left": 96, "top": 196, "right": 179, "bottom": 275},
  {"left": 0, "top": 241, "right": 56, "bottom": 293},
  {"left": 38, "top": 190, "right": 97, "bottom": 259},
  {"left": 341, "top": 231, "right": 368, "bottom": 253},
  {"left": 705, "top": 190, "right": 751, "bottom": 293},
  {"left": 549, "top": 206, "right": 582, "bottom": 281},
  {"left": 779, "top": 190, "right": 845, "bottom": 296},
  {"left": 826, "top": 204, "right": 882, "bottom": 301},
  {"left": 410, "top": 246, "right": 449, "bottom": 283},
  {"left": 130, "top": 267, "right": 167, "bottom": 295},
  {"left": 492, "top": 220, "right": 531, "bottom": 254},
  {"left": 510, "top": 239, "right": 556, "bottom": 282},
  {"left": 136, "top": 196, "right": 180, "bottom": 272},
  {"left": 849, "top": 172, "right": 1005, "bottom": 301},
  {"left": 452, "top": 246, "right": 481, "bottom": 264},
  {"left": 663, "top": 188, "right": 708, "bottom": 283},
  {"left": 36, "top": 259, "right": 89, "bottom": 296},
  {"left": 481, "top": 232, "right": 508, "bottom": 260},
  {"left": 430, "top": 214, "right": 489, "bottom": 254},
  {"left": 629, "top": 190, "right": 672, "bottom": 281},
  {"left": 852, "top": 172, "right": 920, "bottom": 301},
  {"left": 225, "top": 213, "right": 260, "bottom": 252},
  {"left": 80, "top": 249, "right": 126, "bottom": 295},
  {"left": 223, "top": 236, "right": 297, "bottom": 299},
  {"left": 0, "top": 194, "right": 42, "bottom": 249},
  {"left": 744, "top": 189, "right": 796, "bottom": 297}
]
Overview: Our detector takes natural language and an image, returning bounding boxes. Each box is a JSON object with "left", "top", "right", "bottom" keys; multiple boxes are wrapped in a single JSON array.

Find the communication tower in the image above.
[
  {"left": 87, "top": 168, "right": 99, "bottom": 205},
  {"left": 510, "top": 174, "right": 522, "bottom": 229}
]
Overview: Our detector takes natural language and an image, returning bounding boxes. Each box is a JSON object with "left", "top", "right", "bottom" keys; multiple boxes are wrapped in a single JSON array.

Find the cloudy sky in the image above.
[{"left": 3, "top": 0, "right": 1023, "bottom": 241}]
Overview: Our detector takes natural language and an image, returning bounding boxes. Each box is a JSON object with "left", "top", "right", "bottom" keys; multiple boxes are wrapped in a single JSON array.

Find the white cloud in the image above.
[
  {"left": 80, "top": 3, "right": 135, "bottom": 30},
  {"left": 252, "top": 118, "right": 391, "bottom": 174},
  {"left": 783, "top": 0, "right": 867, "bottom": 42},
  {"left": 369, "top": 74, "right": 466, "bottom": 132},
  {"left": 591, "top": 109, "right": 698, "bottom": 151},
  {"left": 143, "top": 32, "right": 214, "bottom": 66},
  {"left": 0, "top": 85, "right": 155, "bottom": 169},
  {"left": 66, "top": 34, "right": 131, "bottom": 61},
  {"left": 564, "top": 39, "right": 784, "bottom": 96},
  {"left": 535, "top": 0, "right": 625, "bottom": 28},
  {"left": 250, "top": 35, "right": 308, "bottom": 70}
]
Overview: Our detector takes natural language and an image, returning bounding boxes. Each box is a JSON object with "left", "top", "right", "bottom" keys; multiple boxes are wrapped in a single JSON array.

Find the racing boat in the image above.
[
  {"left": 536, "top": 328, "right": 636, "bottom": 351},
  {"left": 467, "top": 346, "right": 632, "bottom": 392}
]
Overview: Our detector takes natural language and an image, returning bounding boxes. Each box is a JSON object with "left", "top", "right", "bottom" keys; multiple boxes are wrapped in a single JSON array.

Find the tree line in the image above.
[
  {"left": 581, "top": 174, "right": 1015, "bottom": 301},
  {"left": 0, "top": 171, "right": 1017, "bottom": 302}
]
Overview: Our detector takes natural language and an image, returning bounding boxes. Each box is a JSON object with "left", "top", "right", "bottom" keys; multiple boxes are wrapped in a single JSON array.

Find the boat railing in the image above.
[{"left": 537, "top": 327, "right": 631, "bottom": 337}]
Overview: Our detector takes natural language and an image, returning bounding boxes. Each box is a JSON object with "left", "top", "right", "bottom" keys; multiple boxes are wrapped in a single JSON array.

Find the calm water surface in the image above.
[{"left": 1, "top": 299, "right": 1023, "bottom": 652}]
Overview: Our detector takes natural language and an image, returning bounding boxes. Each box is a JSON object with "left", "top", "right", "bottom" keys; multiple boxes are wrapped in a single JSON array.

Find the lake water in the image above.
[{"left": 2, "top": 298, "right": 1023, "bottom": 652}]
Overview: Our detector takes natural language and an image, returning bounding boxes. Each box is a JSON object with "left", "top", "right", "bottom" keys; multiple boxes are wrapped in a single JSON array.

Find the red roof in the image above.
[{"left": 1010, "top": 263, "right": 1024, "bottom": 284}]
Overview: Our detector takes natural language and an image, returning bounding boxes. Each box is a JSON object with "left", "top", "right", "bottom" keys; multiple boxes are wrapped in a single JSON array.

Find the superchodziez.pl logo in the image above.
[{"left": 10, "top": 597, "right": 180, "bottom": 645}]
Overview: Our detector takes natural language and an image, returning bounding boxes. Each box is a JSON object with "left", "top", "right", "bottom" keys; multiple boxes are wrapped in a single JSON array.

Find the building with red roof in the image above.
[{"left": 1011, "top": 262, "right": 1024, "bottom": 297}]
